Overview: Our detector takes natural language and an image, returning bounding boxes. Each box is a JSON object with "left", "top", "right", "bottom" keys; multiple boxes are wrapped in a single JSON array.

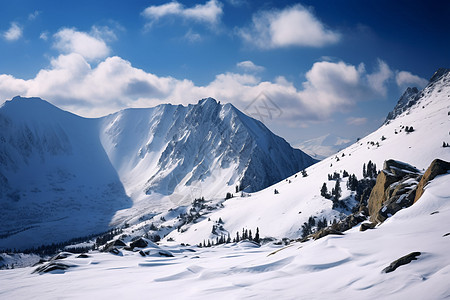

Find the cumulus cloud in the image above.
[
  {"left": 366, "top": 59, "right": 393, "bottom": 96},
  {"left": 3, "top": 22, "right": 23, "bottom": 41},
  {"left": 0, "top": 53, "right": 396, "bottom": 127},
  {"left": 142, "top": 0, "right": 223, "bottom": 27},
  {"left": 396, "top": 71, "right": 428, "bottom": 88},
  {"left": 53, "top": 28, "right": 111, "bottom": 61},
  {"left": 346, "top": 117, "right": 368, "bottom": 126},
  {"left": 236, "top": 60, "right": 265, "bottom": 72},
  {"left": 239, "top": 4, "right": 340, "bottom": 49}
]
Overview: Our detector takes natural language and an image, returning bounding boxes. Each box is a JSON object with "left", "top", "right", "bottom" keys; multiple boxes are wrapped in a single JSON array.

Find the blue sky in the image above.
[{"left": 0, "top": 0, "right": 449, "bottom": 145}]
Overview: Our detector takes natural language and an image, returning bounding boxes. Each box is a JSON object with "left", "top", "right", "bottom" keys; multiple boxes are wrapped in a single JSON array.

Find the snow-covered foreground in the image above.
[{"left": 1, "top": 172, "right": 449, "bottom": 299}]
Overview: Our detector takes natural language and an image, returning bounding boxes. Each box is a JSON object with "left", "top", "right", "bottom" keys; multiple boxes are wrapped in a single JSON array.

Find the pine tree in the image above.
[
  {"left": 363, "top": 163, "right": 367, "bottom": 178},
  {"left": 254, "top": 227, "right": 260, "bottom": 243},
  {"left": 320, "top": 183, "right": 329, "bottom": 198},
  {"left": 333, "top": 179, "right": 341, "bottom": 202}
]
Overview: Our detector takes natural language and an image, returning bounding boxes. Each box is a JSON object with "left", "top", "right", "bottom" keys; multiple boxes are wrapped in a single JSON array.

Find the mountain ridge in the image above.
[{"left": 0, "top": 96, "right": 315, "bottom": 250}]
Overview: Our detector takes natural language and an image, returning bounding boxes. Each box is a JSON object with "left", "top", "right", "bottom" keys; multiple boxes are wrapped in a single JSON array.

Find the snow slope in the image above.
[
  {"left": 0, "top": 97, "right": 132, "bottom": 250},
  {"left": 0, "top": 97, "right": 315, "bottom": 250},
  {"left": 0, "top": 71, "right": 449, "bottom": 299},
  {"left": 161, "top": 68, "right": 450, "bottom": 245},
  {"left": 0, "top": 172, "right": 449, "bottom": 299}
]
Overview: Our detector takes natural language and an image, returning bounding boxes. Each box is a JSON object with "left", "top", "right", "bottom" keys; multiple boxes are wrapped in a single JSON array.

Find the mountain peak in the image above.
[
  {"left": 429, "top": 68, "right": 450, "bottom": 84},
  {"left": 198, "top": 97, "right": 219, "bottom": 106}
]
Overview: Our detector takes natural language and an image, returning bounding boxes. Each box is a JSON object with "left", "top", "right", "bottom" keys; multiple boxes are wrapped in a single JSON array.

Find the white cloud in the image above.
[
  {"left": 396, "top": 71, "right": 428, "bottom": 88},
  {"left": 142, "top": 0, "right": 223, "bottom": 27},
  {"left": 28, "top": 11, "right": 40, "bottom": 20},
  {"left": 236, "top": 60, "right": 264, "bottom": 72},
  {"left": 53, "top": 28, "right": 111, "bottom": 61},
  {"left": 184, "top": 29, "right": 202, "bottom": 42},
  {"left": 3, "top": 22, "right": 23, "bottom": 41},
  {"left": 366, "top": 59, "right": 393, "bottom": 96},
  {"left": 239, "top": 4, "right": 340, "bottom": 49},
  {"left": 40, "top": 31, "right": 49, "bottom": 41},
  {"left": 0, "top": 53, "right": 397, "bottom": 127},
  {"left": 346, "top": 117, "right": 367, "bottom": 126}
]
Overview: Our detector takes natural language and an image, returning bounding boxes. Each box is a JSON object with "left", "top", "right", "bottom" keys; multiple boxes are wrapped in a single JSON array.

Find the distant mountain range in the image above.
[{"left": 294, "top": 134, "right": 353, "bottom": 160}]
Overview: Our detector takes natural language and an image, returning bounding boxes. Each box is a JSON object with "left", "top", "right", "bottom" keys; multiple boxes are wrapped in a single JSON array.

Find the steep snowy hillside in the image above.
[
  {"left": 0, "top": 97, "right": 315, "bottom": 250},
  {"left": 159, "top": 68, "right": 450, "bottom": 245},
  {"left": 0, "top": 97, "right": 132, "bottom": 250},
  {"left": 295, "top": 134, "right": 352, "bottom": 160},
  {"left": 1, "top": 170, "right": 449, "bottom": 299}
]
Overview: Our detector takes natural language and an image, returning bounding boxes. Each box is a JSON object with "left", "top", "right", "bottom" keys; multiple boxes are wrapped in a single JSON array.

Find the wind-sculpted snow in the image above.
[{"left": 1, "top": 174, "right": 449, "bottom": 298}]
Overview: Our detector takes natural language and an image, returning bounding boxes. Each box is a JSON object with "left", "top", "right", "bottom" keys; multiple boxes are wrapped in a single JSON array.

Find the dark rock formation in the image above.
[
  {"left": 130, "top": 238, "right": 148, "bottom": 249},
  {"left": 360, "top": 222, "right": 377, "bottom": 232},
  {"left": 368, "top": 160, "right": 421, "bottom": 223},
  {"left": 414, "top": 159, "right": 450, "bottom": 203},
  {"left": 311, "top": 228, "right": 344, "bottom": 240},
  {"left": 382, "top": 252, "right": 421, "bottom": 273},
  {"left": 33, "top": 262, "right": 72, "bottom": 274}
]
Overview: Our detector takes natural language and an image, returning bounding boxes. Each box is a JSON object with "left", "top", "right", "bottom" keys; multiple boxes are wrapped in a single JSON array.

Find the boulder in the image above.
[
  {"left": 312, "top": 228, "right": 344, "bottom": 240},
  {"left": 50, "top": 252, "right": 72, "bottom": 261},
  {"left": 382, "top": 252, "right": 421, "bottom": 273},
  {"left": 414, "top": 159, "right": 450, "bottom": 203},
  {"left": 368, "top": 160, "right": 421, "bottom": 223},
  {"left": 113, "top": 239, "right": 126, "bottom": 247},
  {"left": 130, "top": 238, "right": 148, "bottom": 249},
  {"left": 33, "top": 262, "right": 72, "bottom": 274},
  {"left": 368, "top": 171, "right": 399, "bottom": 221},
  {"left": 360, "top": 222, "right": 377, "bottom": 231}
]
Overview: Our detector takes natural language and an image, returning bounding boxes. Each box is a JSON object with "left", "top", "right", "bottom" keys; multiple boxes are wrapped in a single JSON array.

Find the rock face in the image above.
[
  {"left": 368, "top": 160, "right": 421, "bottom": 223},
  {"left": 384, "top": 87, "right": 420, "bottom": 124},
  {"left": 414, "top": 159, "right": 450, "bottom": 203}
]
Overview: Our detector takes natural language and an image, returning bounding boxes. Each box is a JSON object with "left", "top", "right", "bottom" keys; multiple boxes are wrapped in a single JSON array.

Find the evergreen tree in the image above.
[
  {"left": 254, "top": 227, "right": 260, "bottom": 243},
  {"left": 333, "top": 179, "right": 341, "bottom": 202},
  {"left": 363, "top": 163, "right": 367, "bottom": 178}
]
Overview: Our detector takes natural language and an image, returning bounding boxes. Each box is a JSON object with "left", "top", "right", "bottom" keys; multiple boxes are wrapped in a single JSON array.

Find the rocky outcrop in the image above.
[
  {"left": 414, "top": 159, "right": 450, "bottom": 203},
  {"left": 368, "top": 160, "right": 421, "bottom": 223},
  {"left": 382, "top": 252, "right": 421, "bottom": 273}
]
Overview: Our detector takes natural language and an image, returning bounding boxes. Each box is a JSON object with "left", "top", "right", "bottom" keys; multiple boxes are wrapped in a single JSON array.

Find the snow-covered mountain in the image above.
[
  {"left": 154, "top": 68, "right": 450, "bottom": 245},
  {"left": 0, "top": 97, "right": 315, "bottom": 250},
  {"left": 1, "top": 68, "right": 449, "bottom": 299},
  {"left": 295, "top": 133, "right": 353, "bottom": 160}
]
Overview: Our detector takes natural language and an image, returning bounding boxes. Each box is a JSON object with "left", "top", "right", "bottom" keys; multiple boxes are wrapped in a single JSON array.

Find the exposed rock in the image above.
[
  {"left": 382, "top": 252, "right": 421, "bottom": 273},
  {"left": 368, "top": 160, "right": 421, "bottom": 223},
  {"left": 76, "top": 253, "right": 90, "bottom": 258},
  {"left": 50, "top": 252, "right": 72, "bottom": 261},
  {"left": 33, "top": 261, "right": 72, "bottom": 274},
  {"left": 312, "top": 228, "right": 344, "bottom": 240},
  {"left": 113, "top": 239, "right": 126, "bottom": 247},
  {"left": 384, "top": 87, "right": 420, "bottom": 124},
  {"left": 158, "top": 250, "right": 174, "bottom": 257},
  {"left": 414, "top": 159, "right": 450, "bottom": 203},
  {"left": 130, "top": 238, "right": 148, "bottom": 249},
  {"left": 360, "top": 222, "right": 377, "bottom": 231},
  {"left": 109, "top": 248, "right": 122, "bottom": 256}
]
